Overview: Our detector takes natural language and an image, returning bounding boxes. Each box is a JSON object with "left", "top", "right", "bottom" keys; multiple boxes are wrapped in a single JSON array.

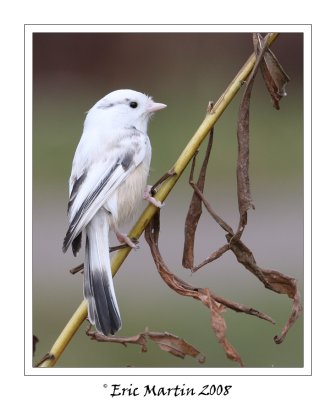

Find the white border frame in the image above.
[{"left": 25, "top": 24, "right": 311, "bottom": 377}]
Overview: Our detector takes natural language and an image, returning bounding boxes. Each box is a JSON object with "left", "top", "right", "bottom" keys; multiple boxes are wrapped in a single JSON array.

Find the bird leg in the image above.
[
  {"left": 143, "top": 185, "right": 164, "bottom": 208},
  {"left": 116, "top": 231, "right": 139, "bottom": 249}
]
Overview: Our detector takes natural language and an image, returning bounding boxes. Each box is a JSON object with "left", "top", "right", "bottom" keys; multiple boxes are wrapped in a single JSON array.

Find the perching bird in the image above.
[{"left": 62, "top": 89, "right": 166, "bottom": 335}]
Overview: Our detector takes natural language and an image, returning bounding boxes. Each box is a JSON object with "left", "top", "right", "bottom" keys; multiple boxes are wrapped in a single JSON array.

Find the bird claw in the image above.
[
  {"left": 116, "top": 232, "right": 139, "bottom": 249},
  {"left": 143, "top": 185, "right": 165, "bottom": 208}
]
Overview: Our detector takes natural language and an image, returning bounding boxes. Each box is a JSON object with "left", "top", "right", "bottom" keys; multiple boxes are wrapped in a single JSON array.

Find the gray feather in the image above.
[
  {"left": 84, "top": 210, "right": 121, "bottom": 335},
  {"left": 67, "top": 171, "right": 87, "bottom": 214},
  {"left": 63, "top": 151, "right": 135, "bottom": 254}
]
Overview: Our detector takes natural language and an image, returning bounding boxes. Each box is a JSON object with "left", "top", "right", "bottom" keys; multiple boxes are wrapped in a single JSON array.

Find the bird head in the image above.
[{"left": 89, "top": 89, "right": 166, "bottom": 132}]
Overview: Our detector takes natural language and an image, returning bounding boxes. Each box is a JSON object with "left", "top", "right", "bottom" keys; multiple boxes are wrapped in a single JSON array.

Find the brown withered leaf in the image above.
[
  {"left": 254, "top": 33, "right": 290, "bottom": 110},
  {"left": 86, "top": 327, "right": 148, "bottom": 352},
  {"left": 147, "top": 331, "right": 205, "bottom": 363},
  {"left": 261, "top": 269, "right": 302, "bottom": 344},
  {"left": 236, "top": 33, "right": 271, "bottom": 235},
  {"left": 86, "top": 326, "right": 205, "bottom": 363},
  {"left": 188, "top": 178, "right": 233, "bottom": 272},
  {"left": 183, "top": 102, "right": 214, "bottom": 270},
  {"left": 205, "top": 289, "right": 243, "bottom": 366}
]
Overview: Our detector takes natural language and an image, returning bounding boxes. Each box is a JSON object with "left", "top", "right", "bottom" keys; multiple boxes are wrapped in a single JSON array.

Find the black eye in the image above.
[{"left": 129, "top": 101, "right": 138, "bottom": 109}]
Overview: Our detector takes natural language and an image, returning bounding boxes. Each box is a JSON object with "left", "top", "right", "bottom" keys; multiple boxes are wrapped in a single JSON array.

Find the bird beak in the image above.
[{"left": 147, "top": 102, "right": 167, "bottom": 113}]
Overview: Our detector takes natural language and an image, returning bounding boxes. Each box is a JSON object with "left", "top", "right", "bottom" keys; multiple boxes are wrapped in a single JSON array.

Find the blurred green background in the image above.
[{"left": 32, "top": 32, "right": 303, "bottom": 368}]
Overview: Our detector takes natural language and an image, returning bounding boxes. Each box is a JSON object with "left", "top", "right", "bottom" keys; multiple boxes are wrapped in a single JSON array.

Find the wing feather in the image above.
[{"left": 63, "top": 129, "right": 148, "bottom": 253}]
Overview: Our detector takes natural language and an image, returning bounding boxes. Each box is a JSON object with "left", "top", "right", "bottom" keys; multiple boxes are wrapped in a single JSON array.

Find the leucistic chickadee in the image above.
[{"left": 62, "top": 89, "right": 166, "bottom": 335}]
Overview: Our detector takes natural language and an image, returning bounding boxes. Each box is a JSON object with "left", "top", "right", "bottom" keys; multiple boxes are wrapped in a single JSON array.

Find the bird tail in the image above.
[{"left": 84, "top": 209, "right": 121, "bottom": 335}]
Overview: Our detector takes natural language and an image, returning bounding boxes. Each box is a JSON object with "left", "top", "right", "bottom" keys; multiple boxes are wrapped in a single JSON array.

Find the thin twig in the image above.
[
  {"left": 190, "top": 182, "right": 234, "bottom": 235},
  {"left": 192, "top": 244, "right": 231, "bottom": 272},
  {"left": 69, "top": 242, "right": 138, "bottom": 274},
  {"left": 150, "top": 169, "right": 177, "bottom": 194}
]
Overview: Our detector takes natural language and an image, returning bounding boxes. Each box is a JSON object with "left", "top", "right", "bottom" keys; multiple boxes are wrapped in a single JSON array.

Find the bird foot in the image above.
[
  {"left": 116, "top": 232, "right": 139, "bottom": 249},
  {"left": 143, "top": 185, "right": 164, "bottom": 208}
]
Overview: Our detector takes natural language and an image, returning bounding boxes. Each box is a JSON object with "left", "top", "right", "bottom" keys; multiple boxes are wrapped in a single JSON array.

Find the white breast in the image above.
[{"left": 104, "top": 140, "right": 151, "bottom": 230}]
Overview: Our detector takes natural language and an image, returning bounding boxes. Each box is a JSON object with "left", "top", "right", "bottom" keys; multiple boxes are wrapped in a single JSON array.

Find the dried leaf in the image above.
[
  {"left": 261, "top": 269, "right": 302, "bottom": 344},
  {"left": 254, "top": 33, "right": 290, "bottom": 110},
  {"left": 86, "top": 328, "right": 148, "bottom": 352},
  {"left": 147, "top": 331, "right": 205, "bottom": 363},
  {"left": 86, "top": 326, "right": 205, "bottom": 363},
  {"left": 236, "top": 33, "right": 271, "bottom": 235},
  {"left": 205, "top": 289, "right": 244, "bottom": 366},
  {"left": 182, "top": 124, "right": 234, "bottom": 272},
  {"left": 183, "top": 102, "right": 214, "bottom": 269},
  {"left": 182, "top": 154, "right": 204, "bottom": 269}
]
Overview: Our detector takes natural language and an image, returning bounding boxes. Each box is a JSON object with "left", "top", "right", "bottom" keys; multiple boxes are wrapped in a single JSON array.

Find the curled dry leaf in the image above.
[
  {"left": 86, "top": 328, "right": 148, "bottom": 352},
  {"left": 182, "top": 102, "right": 214, "bottom": 270},
  {"left": 235, "top": 34, "right": 271, "bottom": 235},
  {"left": 205, "top": 289, "right": 243, "bottom": 367},
  {"left": 147, "top": 331, "right": 205, "bottom": 363},
  {"left": 86, "top": 326, "right": 205, "bottom": 364},
  {"left": 254, "top": 33, "right": 290, "bottom": 110},
  {"left": 261, "top": 269, "right": 302, "bottom": 344}
]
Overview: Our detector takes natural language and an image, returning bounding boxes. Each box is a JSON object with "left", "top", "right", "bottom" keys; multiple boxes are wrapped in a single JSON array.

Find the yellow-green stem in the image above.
[{"left": 38, "top": 33, "right": 279, "bottom": 367}]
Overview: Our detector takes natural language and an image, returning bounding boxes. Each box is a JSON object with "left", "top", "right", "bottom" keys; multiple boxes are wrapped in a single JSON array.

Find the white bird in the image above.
[{"left": 62, "top": 89, "right": 167, "bottom": 335}]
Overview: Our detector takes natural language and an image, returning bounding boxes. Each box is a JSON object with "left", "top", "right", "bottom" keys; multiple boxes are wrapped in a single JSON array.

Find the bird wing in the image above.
[{"left": 63, "top": 129, "right": 148, "bottom": 254}]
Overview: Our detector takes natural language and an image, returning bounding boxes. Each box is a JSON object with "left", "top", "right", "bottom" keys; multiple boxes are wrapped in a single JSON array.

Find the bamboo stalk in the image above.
[{"left": 38, "top": 33, "right": 279, "bottom": 367}]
